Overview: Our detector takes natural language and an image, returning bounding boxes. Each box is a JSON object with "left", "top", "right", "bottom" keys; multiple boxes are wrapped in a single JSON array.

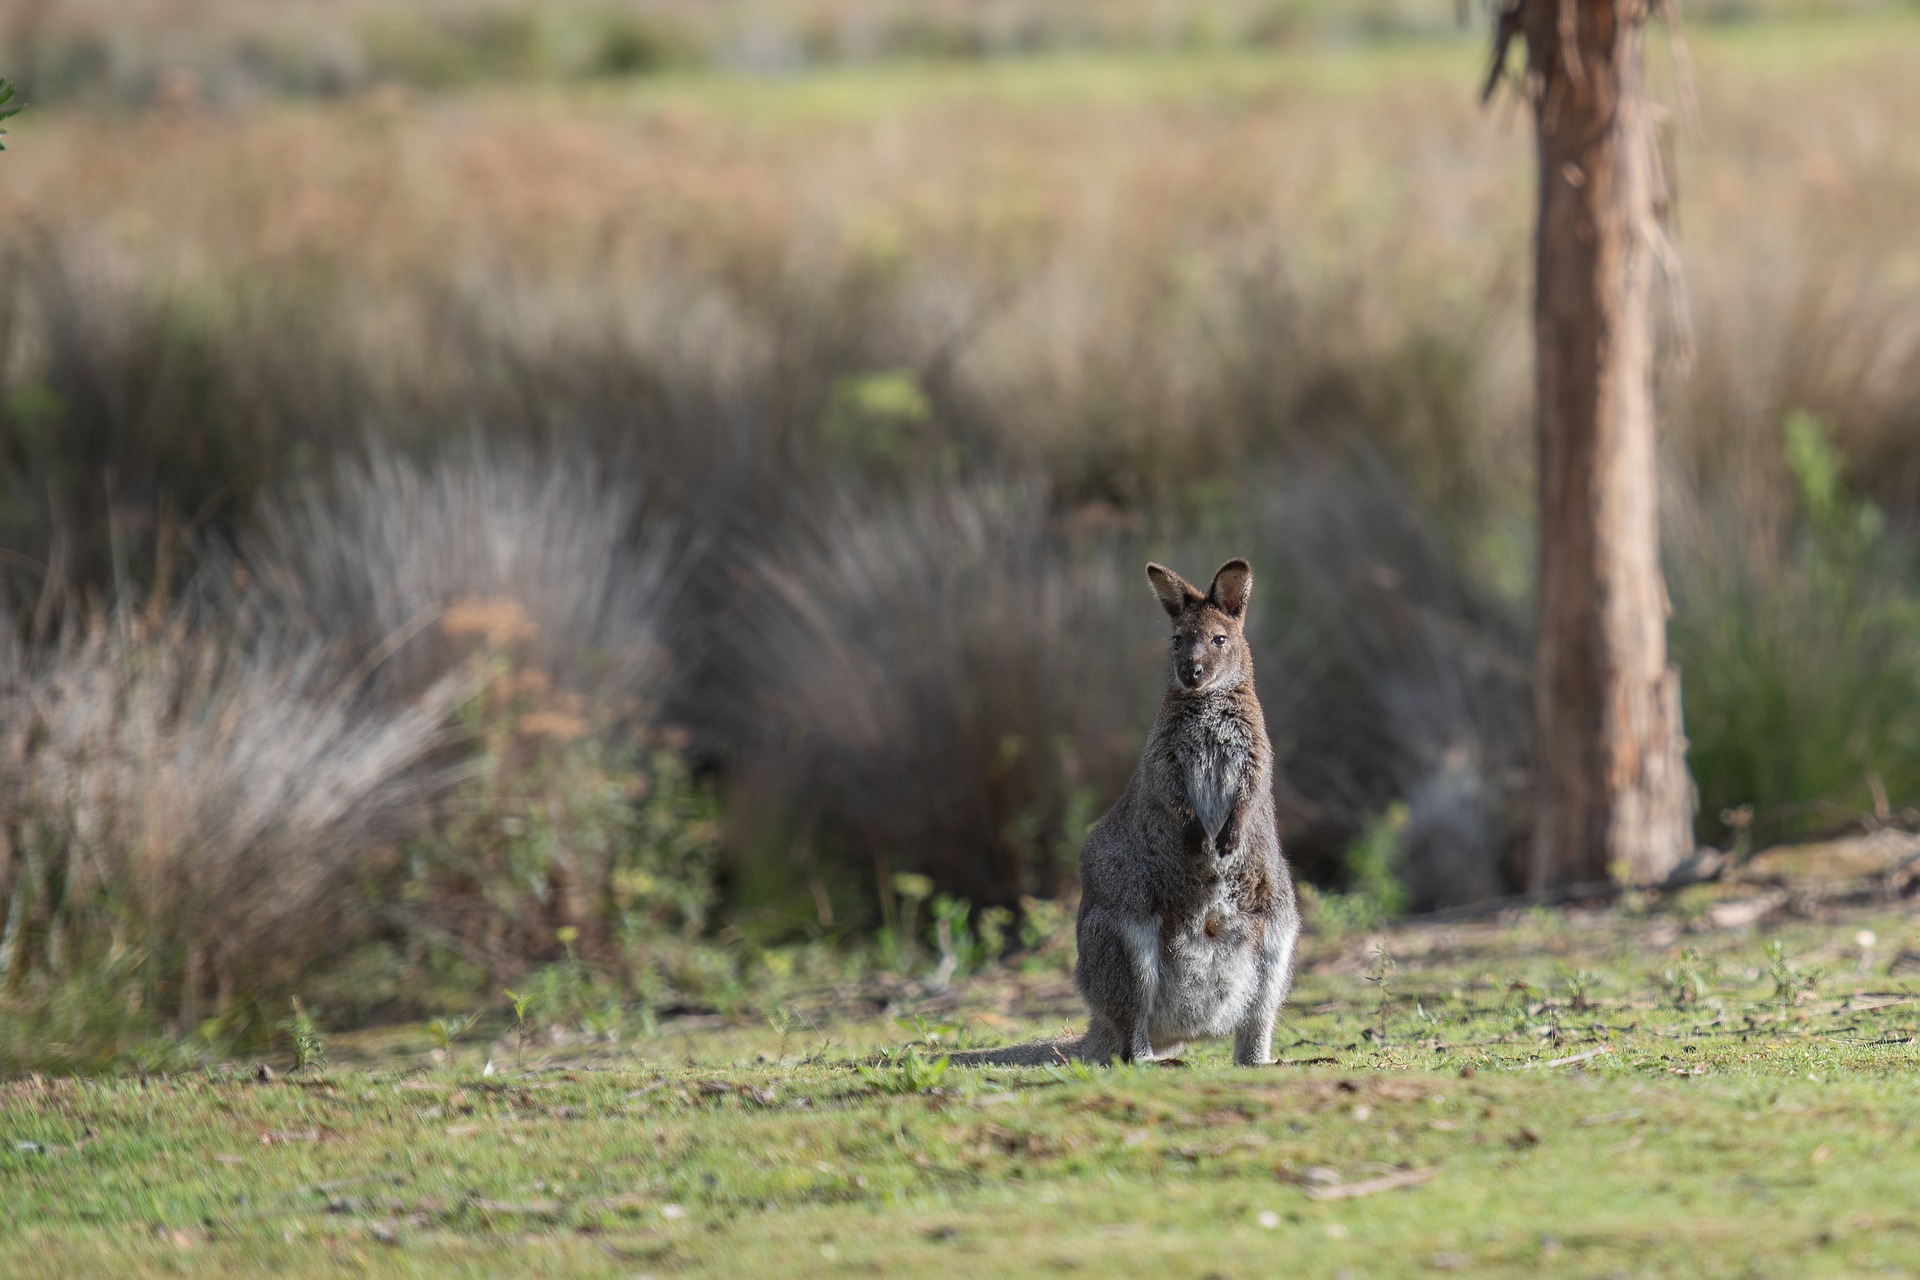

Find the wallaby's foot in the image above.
[
  {"left": 1232, "top": 1015, "right": 1277, "bottom": 1066},
  {"left": 1122, "top": 1045, "right": 1185, "bottom": 1065}
]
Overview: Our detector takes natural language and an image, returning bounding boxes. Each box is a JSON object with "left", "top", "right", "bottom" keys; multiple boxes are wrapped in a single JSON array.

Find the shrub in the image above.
[
  {"left": 727, "top": 479, "right": 1144, "bottom": 915},
  {"left": 1237, "top": 458, "right": 1530, "bottom": 907},
  {"left": 0, "top": 603, "right": 458, "bottom": 1072},
  {"left": 391, "top": 661, "right": 721, "bottom": 1004},
  {"left": 1669, "top": 413, "right": 1920, "bottom": 847},
  {"left": 0, "top": 441, "right": 714, "bottom": 1068}
]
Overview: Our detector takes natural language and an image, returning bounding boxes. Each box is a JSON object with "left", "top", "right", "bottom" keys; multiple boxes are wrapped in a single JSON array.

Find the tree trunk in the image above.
[{"left": 1499, "top": 0, "right": 1695, "bottom": 888}]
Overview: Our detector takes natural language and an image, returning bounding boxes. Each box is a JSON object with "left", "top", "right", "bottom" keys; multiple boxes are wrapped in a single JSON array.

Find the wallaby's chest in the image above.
[{"left": 1167, "top": 705, "right": 1257, "bottom": 840}]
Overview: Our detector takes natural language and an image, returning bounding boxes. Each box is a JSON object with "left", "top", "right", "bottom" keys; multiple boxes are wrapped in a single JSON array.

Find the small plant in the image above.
[
  {"left": 928, "top": 895, "right": 1016, "bottom": 985},
  {"left": 1661, "top": 948, "right": 1714, "bottom": 1008},
  {"left": 1503, "top": 977, "right": 1539, "bottom": 1035},
  {"left": 1562, "top": 968, "right": 1603, "bottom": 1013},
  {"left": 1347, "top": 803, "right": 1412, "bottom": 920},
  {"left": 397, "top": 664, "right": 722, "bottom": 1019},
  {"left": 424, "top": 1013, "right": 478, "bottom": 1054},
  {"left": 894, "top": 1012, "right": 970, "bottom": 1052},
  {"left": 1674, "top": 412, "right": 1920, "bottom": 851},
  {"left": 1017, "top": 897, "right": 1074, "bottom": 975},
  {"left": 1298, "top": 885, "right": 1368, "bottom": 939},
  {"left": 521, "top": 931, "right": 611, "bottom": 1033},
  {"left": 1044, "top": 1056, "right": 1106, "bottom": 1085},
  {"left": 766, "top": 1004, "right": 808, "bottom": 1055},
  {"left": 580, "top": 1002, "right": 624, "bottom": 1042},
  {"left": 1366, "top": 943, "right": 1397, "bottom": 1040},
  {"left": 276, "top": 999, "right": 327, "bottom": 1074},
  {"left": 1763, "top": 939, "right": 1793, "bottom": 1012},
  {"left": 1763, "top": 939, "right": 1820, "bottom": 1018},
  {"left": 0, "top": 79, "right": 20, "bottom": 151},
  {"left": 857, "top": 1047, "right": 951, "bottom": 1095},
  {"left": 871, "top": 872, "right": 937, "bottom": 975},
  {"left": 1300, "top": 806, "right": 1411, "bottom": 939},
  {"left": 504, "top": 988, "right": 539, "bottom": 1068}
]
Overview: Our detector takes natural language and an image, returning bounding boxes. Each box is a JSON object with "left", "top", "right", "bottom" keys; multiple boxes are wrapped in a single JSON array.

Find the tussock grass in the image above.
[
  {"left": 731, "top": 480, "right": 1145, "bottom": 910},
  {"left": 250, "top": 440, "right": 682, "bottom": 704},
  {"left": 1240, "top": 457, "right": 1531, "bottom": 902},
  {"left": 0, "top": 604, "right": 461, "bottom": 1070}
]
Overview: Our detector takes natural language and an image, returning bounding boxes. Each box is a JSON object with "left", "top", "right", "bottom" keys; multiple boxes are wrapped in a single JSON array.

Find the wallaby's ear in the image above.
[
  {"left": 1146, "top": 563, "right": 1201, "bottom": 620},
  {"left": 1208, "top": 558, "right": 1252, "bottom": 619}
]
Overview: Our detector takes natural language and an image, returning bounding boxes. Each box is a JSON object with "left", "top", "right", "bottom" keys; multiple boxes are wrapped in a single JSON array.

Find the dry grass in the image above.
[
  {"left": 0, "top": 603, "right": 461, "bottom": 1066},
  {"left": 249, "top": 440, "right": 681, "bottom": 705},
  {"left": 2, "top": 16, "right": 1919, "bottom": 1048}
]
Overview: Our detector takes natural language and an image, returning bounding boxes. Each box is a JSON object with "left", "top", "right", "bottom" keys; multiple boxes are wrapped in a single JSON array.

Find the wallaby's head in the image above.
[{"left": 1146, "top": 559, "right": 1253, "bottom": 694}]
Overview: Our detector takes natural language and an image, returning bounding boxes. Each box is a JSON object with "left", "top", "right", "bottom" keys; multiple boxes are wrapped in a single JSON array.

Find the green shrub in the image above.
[
  {"left": 1300, "top": 802, "right": 1413, "bottom": 935},
  {"left": 393, "top": 664, "right": 721, "bottom": 1007},
  {"left": 0, "top": 78, "right": 19, "bottom": 150},
  {"left": 1672, "top": 413, "right": 1920, "bottom": 846}
]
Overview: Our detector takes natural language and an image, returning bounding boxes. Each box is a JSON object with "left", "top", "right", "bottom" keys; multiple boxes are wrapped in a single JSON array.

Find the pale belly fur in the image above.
[{"left": 1144, "top": 884, "right": 1262, "bottom": 1042}]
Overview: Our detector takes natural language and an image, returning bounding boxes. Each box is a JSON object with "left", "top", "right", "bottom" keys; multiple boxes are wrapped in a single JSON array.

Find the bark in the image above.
[{"left": 1499, "top": 0, "right": 1695, "bottom": 888}]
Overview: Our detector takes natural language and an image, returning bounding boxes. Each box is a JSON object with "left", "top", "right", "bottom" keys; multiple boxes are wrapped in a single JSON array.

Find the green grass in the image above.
[
  {"left": 8, "top": 902, "right": 1920, "bottom": 1276},
  {"left": 513, "top": 37, "right": 1483, "bottom": 128},
  {"left": 475, "top": 8, "right": 1920, "bottom": 126}
]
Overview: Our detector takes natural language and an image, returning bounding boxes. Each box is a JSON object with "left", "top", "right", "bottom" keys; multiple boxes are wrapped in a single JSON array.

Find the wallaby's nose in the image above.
[{"left": 1180, "top": 660, "right": 1203, "bottom": 687}]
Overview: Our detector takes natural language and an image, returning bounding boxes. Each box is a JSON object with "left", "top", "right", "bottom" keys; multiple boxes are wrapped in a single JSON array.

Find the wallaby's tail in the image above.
[{"left": 945, "top": 1034, "right": 1102, "bottom": 1068}]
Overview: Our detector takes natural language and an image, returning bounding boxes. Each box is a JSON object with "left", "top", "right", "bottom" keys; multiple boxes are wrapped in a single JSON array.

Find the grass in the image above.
[
  {"left": 588, "top": 7, "right": 1920, "bottom": 125},
  {"left": 8, "top": 894, "right": 1920, "bottom": 1277},
  {"left": 583, "top": 35, "right": 1493, "bottom": 123}
]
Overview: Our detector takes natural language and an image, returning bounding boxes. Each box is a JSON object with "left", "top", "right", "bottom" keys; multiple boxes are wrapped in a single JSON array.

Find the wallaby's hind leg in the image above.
[
  {"left": 1231, "top": 919, "right": 1299, "bottom": 1066},
  {"left": 1077, "top": 1017, "right": 1122, "bottom": 1064},
  {"left": 1076, "top": 907, "right": 1161, "bottom": 1063}
]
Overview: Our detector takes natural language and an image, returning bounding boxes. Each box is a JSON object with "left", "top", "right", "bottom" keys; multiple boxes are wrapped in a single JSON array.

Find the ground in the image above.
[{"left": 8, "top": 859, "right": 1920, "bottom": 1277}]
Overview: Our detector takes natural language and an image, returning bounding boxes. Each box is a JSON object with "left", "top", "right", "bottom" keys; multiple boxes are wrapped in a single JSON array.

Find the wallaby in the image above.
[{"left": 951, "top": 559, "right": 1300, "bottom": 1067}]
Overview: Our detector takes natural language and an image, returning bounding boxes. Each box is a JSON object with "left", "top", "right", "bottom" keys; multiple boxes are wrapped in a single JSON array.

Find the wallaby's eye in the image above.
[{"left": 1212, "top": 635, "right": 1227, "bottom": 648}]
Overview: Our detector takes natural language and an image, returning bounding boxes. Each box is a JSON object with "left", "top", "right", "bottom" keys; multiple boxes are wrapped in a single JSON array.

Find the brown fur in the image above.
[{"left": 951, "top": 559, "right": 1301, "bottom": 1069}]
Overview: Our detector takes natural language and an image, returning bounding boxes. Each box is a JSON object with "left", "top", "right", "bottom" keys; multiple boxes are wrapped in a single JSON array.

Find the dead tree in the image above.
[{"left": 1486, "top": 0, "right": 1695, "bottom": 889}]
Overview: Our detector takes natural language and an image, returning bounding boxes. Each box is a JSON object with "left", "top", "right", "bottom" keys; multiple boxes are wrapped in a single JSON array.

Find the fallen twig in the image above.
[
  {"left": 1534, "top": 1045, "right": 1611, "bottom": 1069},
  {"left": 1305, "top": 1167, "right": 1437, "bottom": 1202}
]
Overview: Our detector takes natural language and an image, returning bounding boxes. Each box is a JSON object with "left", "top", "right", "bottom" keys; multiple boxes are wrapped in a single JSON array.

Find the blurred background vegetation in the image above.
[{"left": 1, "top": 0, "right": 1918, "bottom": 1070}]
